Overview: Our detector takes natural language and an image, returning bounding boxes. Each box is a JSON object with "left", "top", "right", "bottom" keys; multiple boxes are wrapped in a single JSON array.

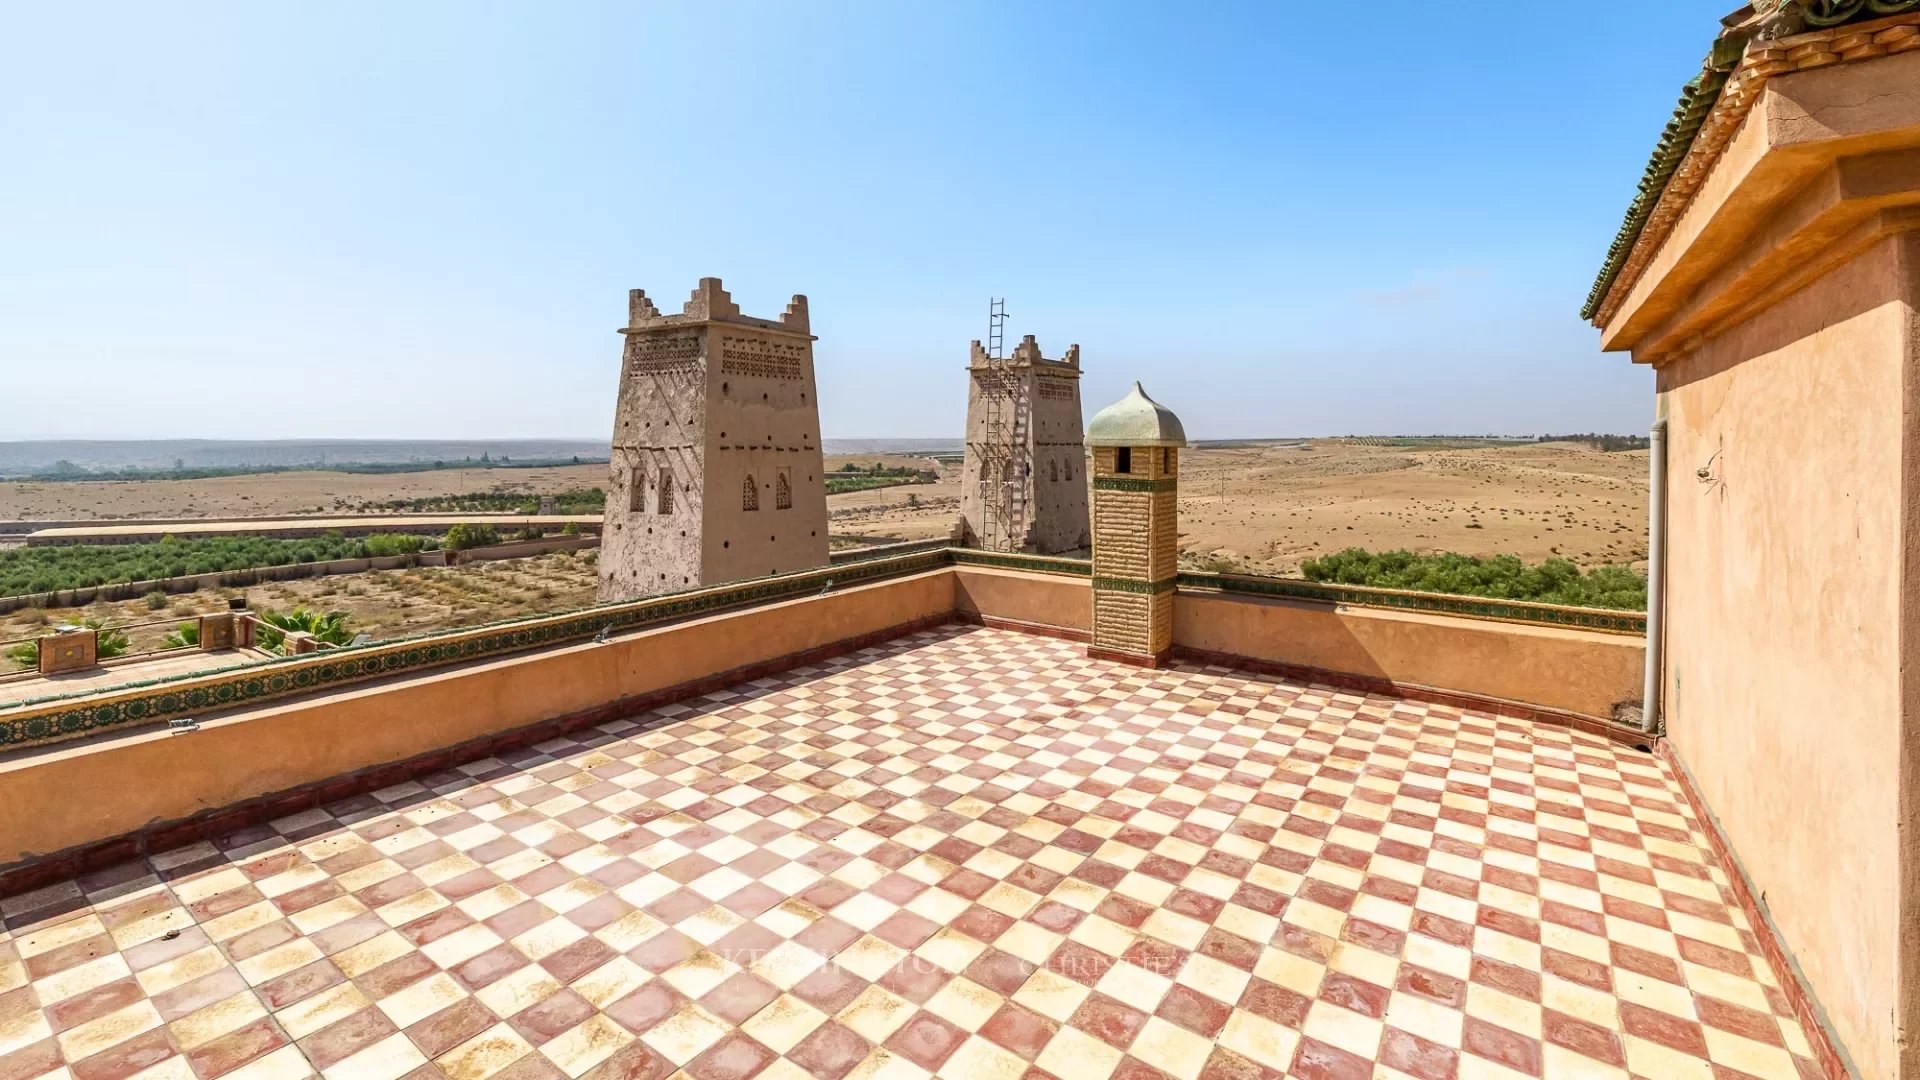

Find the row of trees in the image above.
[
  {"left": 1536, "top": 433, "right": 1652, "bottom": 452},
  {"left": 0, "top": 533, "right": 431, "bottom": 595},
  {"left": 357, "top": 488, "right": 606, "bottom": 515},
  {"left": 12, "top": 457, "right": 605, "bottom": 482},
  {"left": 1298, "top": 548, "right": 1647, "bottom": 610}
]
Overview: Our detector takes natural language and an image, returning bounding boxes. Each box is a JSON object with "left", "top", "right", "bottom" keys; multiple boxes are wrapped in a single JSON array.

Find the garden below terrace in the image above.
[
  {"left": 0, "top": 535, "right": 436, "bottom": 596},
  {"left": 1298, "top": 549, "right": 1647, "bottom": 611}
]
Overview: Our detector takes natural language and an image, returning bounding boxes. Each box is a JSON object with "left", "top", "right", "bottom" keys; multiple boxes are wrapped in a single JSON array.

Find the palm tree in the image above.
[
  {"left": 6, "top": 619, "right": 131, "bottom": 669},
  {"left": 254, "top": 608, "right": 354, "bottom": 654},
  {"left": 163, "top": 620, "right": 199, "bottom": 649}
]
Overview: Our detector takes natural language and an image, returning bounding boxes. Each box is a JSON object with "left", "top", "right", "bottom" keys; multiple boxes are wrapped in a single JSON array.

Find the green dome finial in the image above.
[{"left": 1086, "top": 382, "right": 1186, "bottom": 448}]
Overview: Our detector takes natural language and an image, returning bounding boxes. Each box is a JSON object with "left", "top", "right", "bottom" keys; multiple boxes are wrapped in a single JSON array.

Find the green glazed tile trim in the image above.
[
  {"left": 1092, "top": 576, "right": 1175, "bottom": 595},
  {"left": 1091, "top": 476, "right": 1177, "bottom": 493},
  {"left": 948, "top": 549, "right": 1092, "bottom": 577},
  {"left": 1177, "top": 571, "right": 1646, "bottom": 635},
  {"left": 830, "top": 538, "right": 950, "bottom": 564},
  {"left": 1582, "top": 61, "right": 1729, "bottom": 321}
]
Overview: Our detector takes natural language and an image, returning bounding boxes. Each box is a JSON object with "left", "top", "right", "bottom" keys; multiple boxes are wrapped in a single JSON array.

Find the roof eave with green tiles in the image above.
[{"left": 1581, "top": 1, "right": 1920, "bottom": 325}]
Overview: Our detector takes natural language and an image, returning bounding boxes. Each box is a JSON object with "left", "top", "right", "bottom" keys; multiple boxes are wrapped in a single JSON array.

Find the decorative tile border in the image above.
[
  {"left": 0, "top": 548, "right": 949, "bottom": 751},
  {"left": 1178, "top": 570, "right": 1647, "bottom": 635},
  {"left": 1090, "top": 476, "right": 1177, "bottom": 493},
  {"left": 948, "top": 548, "right": 1092, "bottom": 576},
  {"left": 1091, "top": 575, "right": 1175, "bottom": 595},
  {"left": 828, "top": 537, "right": 950, "bottom": 564}
]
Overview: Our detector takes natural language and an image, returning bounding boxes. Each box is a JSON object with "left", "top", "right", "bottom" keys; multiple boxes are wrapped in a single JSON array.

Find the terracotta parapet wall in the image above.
[
  {"left": 1172, "top": 589, "right": 1644, "bottom": 724},
  {"left": 950, "top": 567, "right": 1642, "bottom": 724},
  {"left": 0, "top": 569, "right": 955, "bottom": 870}
]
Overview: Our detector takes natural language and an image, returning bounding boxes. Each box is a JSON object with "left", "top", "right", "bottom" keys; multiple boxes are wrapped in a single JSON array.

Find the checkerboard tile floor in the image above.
[{"left": 0, "top": 626, "right": 1822, "bottom": 1080}]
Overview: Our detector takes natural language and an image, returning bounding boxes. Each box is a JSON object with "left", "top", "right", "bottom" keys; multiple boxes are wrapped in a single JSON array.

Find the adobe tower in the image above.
[
  {"left": 959, "top": 334, "right": 1090, "bottom": 553},
  {"left": 598, "top": 278, "right": 829, "bottom": 601}
]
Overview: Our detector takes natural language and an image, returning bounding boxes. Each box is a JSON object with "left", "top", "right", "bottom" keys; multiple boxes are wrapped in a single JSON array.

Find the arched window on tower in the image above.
[
  {"left": 657, "top": 467, "right": 672, "bottom": 514},
  {"left": 775, "top": 472, "right": 792, "bottom": 510},
  {"left": 628, "top": 468, "right": 645, "bottom": 512},
  {"left": 1049, "top": 460, "right": 1059, "bottom": 483},
  {"left": 743, "top": 474, "right": 759, "bottom": 511}
]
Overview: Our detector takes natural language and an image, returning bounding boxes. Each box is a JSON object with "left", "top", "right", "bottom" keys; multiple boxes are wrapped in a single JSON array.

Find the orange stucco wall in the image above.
[
  {"left": 950, "top": 566, "right": 1641, "bottom": 720},
  {"left": 952, "top": 566, "right": 1091, "bottom": 631},
  {"left": 1655, "top": 232, "right": 1913, "bottom": 1080},
  {"left": 0, "top": 570, "right": 955, "bottom": 868},
  {"left": 1172, "top": 591, "right": 1643, "bottom": 721}
]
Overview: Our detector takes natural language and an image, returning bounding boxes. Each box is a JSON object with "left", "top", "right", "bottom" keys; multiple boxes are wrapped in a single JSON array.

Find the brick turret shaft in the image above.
[{"left": 1085, "top": 382, "right": 1186, "bottom": 666}]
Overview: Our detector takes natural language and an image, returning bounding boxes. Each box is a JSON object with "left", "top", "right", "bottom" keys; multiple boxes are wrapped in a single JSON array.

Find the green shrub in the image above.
[
  {"left": 144, "top": 590, "right": 170, "bottom": 611},
  {"left": 349, "top": 489, "right": 606, "bottom": 515},
  {"left": 253, "top": 608, "right": 354, "bottom": 654},
  {"left": 1296, "top": 548, "right": 1646, "bottom": 610},
  {"left": 444, "top": 524, "right": 500, "bottom": 552},
  {"left": 5, "top": 619, "right": 131, "bottom": 668},
  {"left": 0, "top": 534, "right": 373, "bottom": 596},
  {"left": 362, "top": 533, "right": 427, "bottom": 557},
  {"left": 561, "top": 522, "right": 581, "bottom": 537},
  {"left": 164, "top": 620, "right": 200, "bottom": 649},
  {"left": 92, "top": 620, "right": 131, "bottom": 658}
]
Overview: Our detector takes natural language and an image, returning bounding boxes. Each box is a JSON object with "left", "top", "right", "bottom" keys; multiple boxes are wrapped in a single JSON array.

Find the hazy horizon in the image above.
[{"left": 0, "top": 431, "right": 1650, "bottom": 475}]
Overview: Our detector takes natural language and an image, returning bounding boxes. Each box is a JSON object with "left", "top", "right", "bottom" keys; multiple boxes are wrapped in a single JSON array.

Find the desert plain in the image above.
[{"left": 1, "top": 439, "right": 1647, "bottom": 676}]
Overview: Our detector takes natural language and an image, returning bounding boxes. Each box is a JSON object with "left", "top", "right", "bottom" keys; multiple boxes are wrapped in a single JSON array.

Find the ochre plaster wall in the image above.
[
  {"left": 0, "top": 570, "right": 954, "bottom": 868},
  {"left": 952, "top": 566, "right": 1091, "bottom": 631},
  {"left": 949, "top": 566, "right": 1640, "bottom": 720},
  {"left": 1172, "top": 592, "right": 1643, "bottom": 721},
  {"left": 1656, "top": 233, "right": 1911, "bottom": 1080}
]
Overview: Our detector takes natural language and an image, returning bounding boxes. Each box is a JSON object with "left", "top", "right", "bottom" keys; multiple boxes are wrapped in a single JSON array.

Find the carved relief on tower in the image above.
[
  {"left": 719, "top": 334, "right": 807, "bottom": 381},
  {"left": 973, "top": 370, "right": 1017, "bottom": 396},
  {"left": 626, "top": 333, "right": 703, "bottom": 376},
  {"left": 1036, "top": 375, "right": 1076, "bottom": 401}
]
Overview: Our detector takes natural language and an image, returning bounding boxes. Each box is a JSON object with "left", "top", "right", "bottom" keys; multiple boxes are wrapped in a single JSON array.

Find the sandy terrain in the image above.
[
  {"left": 1, "top": 456, "right": 952, "bottom": 521},
  {"left": 1176, "top": 440, "right": 1648, "bottom": 573},
  {"left": 1, "top": 442, "right": 1644, "bottom": 571},
  {"left": 0, "top": 440, "right": 1647, "bottom": 692},
  {"left": 831, "top": 441, "right": 1648, "bottom": 572}
]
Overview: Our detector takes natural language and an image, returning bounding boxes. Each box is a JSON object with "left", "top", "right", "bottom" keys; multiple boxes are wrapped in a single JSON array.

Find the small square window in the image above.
[{"left": 1115, "top": 447, "right": 1132, "bottom": 474}]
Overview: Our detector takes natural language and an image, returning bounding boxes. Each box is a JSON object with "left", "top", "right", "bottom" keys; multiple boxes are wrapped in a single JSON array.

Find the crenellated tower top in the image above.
[{"left": 623, "top": 277, "right": 813, "bottom": 338}]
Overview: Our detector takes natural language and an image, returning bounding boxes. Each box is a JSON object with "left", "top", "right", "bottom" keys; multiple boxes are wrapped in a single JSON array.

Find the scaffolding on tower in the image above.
[{"left": 974, "top": 298, "right": 1026, "bottom": 551}]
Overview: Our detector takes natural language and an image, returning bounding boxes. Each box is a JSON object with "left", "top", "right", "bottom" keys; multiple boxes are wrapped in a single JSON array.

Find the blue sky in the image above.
[{"left": 1, "top": 2, "right": 1721, "bottom": 442}]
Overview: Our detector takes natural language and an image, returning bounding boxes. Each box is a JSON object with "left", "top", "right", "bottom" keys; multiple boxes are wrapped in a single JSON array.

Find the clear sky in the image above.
[{"left": 1, "top": 1, "right": 1723, "bottom": 442}]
